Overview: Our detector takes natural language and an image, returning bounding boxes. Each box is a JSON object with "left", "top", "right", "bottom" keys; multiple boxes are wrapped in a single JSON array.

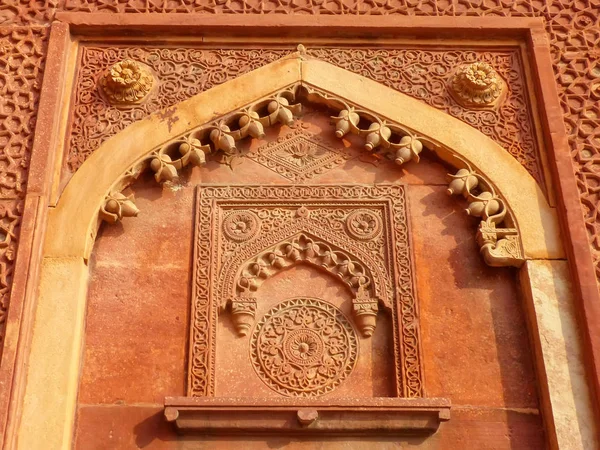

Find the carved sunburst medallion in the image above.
[{"left": 250, "top": 297, "right": 358, "bottom": 397}]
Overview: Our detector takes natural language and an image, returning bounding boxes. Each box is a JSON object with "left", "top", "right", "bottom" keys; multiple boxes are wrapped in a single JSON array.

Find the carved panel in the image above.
[
  {"left": 191, "top": 184, "right": 423, "bottom": 398},
  {"left": 250, "top": 297, "right": 358, "bottom": 397},
  {"left": 0, "top": 27, "right": 47, "bottom": 197}
]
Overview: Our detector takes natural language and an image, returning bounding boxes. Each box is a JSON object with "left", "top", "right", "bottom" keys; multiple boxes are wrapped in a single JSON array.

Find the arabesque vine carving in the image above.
[
  {"left": 68, "top": 46, "right": 543, "bottom": 189},
  {"left": 191, "top": 184, "right": 423, "bottom": 398},
  {"left": 97, "top": 79, "right": 525, "bottom": 269},
  {"left": 250, "top": 297, "right": 358, "bottom": 397},
  {"left": 67, "top": 47, "right": 289, "bottom": 171}
]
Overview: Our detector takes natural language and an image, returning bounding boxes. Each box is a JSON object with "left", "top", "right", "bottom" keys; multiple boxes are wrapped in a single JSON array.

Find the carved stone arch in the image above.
[
  {"left": 46, "top": 51, "right": 563, "bottom": 267},
  {"left": 221, "top": 229, "right": 390, "bottom": 338},
  {"left": 219, "top": 223, "right": 393, "bottom": 307}
]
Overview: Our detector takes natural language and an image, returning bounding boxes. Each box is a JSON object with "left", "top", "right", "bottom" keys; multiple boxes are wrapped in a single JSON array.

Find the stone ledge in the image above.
[{"left": 164, "top": 397, "right": 451, "bottom": 436}]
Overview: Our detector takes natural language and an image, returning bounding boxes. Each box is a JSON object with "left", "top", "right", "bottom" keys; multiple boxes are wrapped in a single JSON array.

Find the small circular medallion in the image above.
[
  {"left": 251, "top": 297, "right": 358, "bottom": 397},
  {"left": 284, "top": 329, "right": 324, "bottom": 366},
  {"left": 346, "top": 209, "right": 382, "bottom": 241},
  {"left": 222, "top": 211, "right": 260, "bottom": 242}
]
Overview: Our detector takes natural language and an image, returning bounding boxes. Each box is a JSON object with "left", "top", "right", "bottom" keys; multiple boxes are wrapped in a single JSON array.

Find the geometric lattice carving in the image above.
[
  {"left": 0, "top": 28, "right": 47, "bottom": 197},
  {"left": 190, "top": 184, "right": 422, "bottom": 398},
  {"left": 0, "top": 28, "right": 46, "bottom": 359},
  {"left": 250, "top": 297, "right": 358, "bottom": 397}
]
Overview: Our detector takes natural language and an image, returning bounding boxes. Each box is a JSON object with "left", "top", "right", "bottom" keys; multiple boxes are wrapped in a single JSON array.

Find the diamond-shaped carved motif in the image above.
[{"left": 248, "top": 132, "right": 353, "bottom": 182}]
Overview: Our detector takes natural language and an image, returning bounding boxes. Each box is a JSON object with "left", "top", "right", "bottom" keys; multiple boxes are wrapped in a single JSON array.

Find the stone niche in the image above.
[
  {"left": 77, "top": 103, "right": 543, "bottom": 447},
  {"left": 161, "top": 106, "right": 452, "bottom": 436}
]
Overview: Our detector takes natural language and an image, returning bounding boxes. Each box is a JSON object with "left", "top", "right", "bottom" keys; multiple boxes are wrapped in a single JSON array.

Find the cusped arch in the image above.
[
  {"left": 44, "top": 52, "right": 563, "bottom": 266},
  {"left": 221, "top": 227, "right": 392, "bottom": 308},
  {"left": 224, "top": 230, "right": 388, "bottom": 339}
]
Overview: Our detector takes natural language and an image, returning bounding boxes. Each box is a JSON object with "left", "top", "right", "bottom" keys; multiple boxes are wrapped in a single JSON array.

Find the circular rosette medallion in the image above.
[
  {"left": 346, "top": 209, "right": 382, "bottom": 241},
  {"left": 251, "top": 297, "right": 358, "bottom": 397},
  {"left": 222, "top": 211, "right": 261, "bottom": 242}
]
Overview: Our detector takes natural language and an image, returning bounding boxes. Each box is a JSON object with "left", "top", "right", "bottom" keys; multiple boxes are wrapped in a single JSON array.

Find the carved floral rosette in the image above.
[
  {"left": 189, "top": 184, "right": 423, "bottom": 398},
  {"left": 100, "top": 59, "right": 155, "bottom": 106},
  {"left": 250, "top": 297, "right": 358, "bottom": 397},
  {"left": 449, "top": 62, "right": 506, "bottom": 109}
]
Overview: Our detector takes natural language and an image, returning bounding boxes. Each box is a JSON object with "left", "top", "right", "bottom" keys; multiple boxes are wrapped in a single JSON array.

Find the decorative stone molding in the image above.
[
  {"left": 164, "top": 397, "right": 451, "bottom": 436},
  {"left": 447, "top": 167, "right": 523, "bottom": 267},
  {"left": 449, "top": 62, "right": 506, "bottom": 109},
  {"left": 236, "top": 234, "right": 372, "bottom": 294},
  {"left": 99, "top": 192, "right": 139, "bottom": 224},
  {"left": 100, "top": 59, "right": 155, "bottom": 106}
]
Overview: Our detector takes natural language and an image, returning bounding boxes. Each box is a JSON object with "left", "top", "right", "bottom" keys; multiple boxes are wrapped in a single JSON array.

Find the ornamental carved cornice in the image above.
[{"left": 97, "top": 67, "right": 524, "bottom": 268}]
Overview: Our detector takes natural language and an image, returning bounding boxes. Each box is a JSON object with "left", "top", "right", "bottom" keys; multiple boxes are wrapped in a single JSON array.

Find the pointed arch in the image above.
[
  {"left": 221, "top": 230, "right": 392, "bottom": 308},
  {"left": 44, "top": 53, "right": 563, "bottom": 264}
]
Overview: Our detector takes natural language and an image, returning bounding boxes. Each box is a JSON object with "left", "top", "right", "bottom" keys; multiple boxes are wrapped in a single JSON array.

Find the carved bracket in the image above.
[
  {"left": 352, "top": 286, "right": 379, "bottom": 337},
  {"left": 229, "top": 296, "right": 257, "bottom": 337},
  {"left": 446, "top": 166, "right": 524, "bottom": 267}
]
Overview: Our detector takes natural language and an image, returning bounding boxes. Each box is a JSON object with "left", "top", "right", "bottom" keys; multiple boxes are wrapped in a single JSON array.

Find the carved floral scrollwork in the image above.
[
  {"left": 449, "top": 62, "right": 506, "bottom": 109},
  {"left": 100, "top": 59, "right": 155, "bottom": 106},
  {"left": 447, "top": 167, "right": 523, "bottom": 267}
]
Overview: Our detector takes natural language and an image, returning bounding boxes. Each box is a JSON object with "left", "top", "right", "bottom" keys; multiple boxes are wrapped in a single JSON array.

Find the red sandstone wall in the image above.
[
  {"left": 74, "top": 115, "right": 544, "bottom": 448},
  {"left": 3, "top": 1, "right": 598, "bottom": 447}
]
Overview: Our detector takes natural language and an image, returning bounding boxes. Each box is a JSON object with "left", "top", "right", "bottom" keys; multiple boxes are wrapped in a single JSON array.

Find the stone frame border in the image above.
[{"left": 1, "top": 15, "right": 597, "bottom": 450}]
